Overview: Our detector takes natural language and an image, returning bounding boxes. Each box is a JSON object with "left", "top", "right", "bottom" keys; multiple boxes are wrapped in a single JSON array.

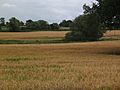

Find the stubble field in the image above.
[
  {"left": 0, "top": 31, "right": 120, "bottom": 90},
  {"left": 0, "top": 31, "right": 68, "bottom": 40}
]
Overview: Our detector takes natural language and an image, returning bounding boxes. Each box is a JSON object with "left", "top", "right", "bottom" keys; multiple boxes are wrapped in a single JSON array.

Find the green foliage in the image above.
[
  {"left": 65, "top": 0, "right": 120, "bottom": 42},
  {"left": 65, "top": 31, "right": 83, "bottom": 41},
  {"left": 0, "top": 26, "right": 9, "bottom": 32},
  {"left": 111, "top": 15, "right": 120, "bottom": 29},
  {"left": 65, "top": 14, "right": 104, "bottom": 41},
  {"left": 50, "top": 23, "right": 59, "bottom": 30},
  {"left": 0, "top": 17, "right": 5, "bottom": 26},
  {"left": 59, "top": 20, "right": 73, "bottom": 27},
  {"left": 25, "top": 20, "right": 61, "bottom": 31},
  {"left": 83, "top": 3, "right": 97, "bottom": 14},
  {"left": 0, "top": 39, "right": 66, "bottom": 44},
  {"left": 8, "top": 17, "right": 21, "bottom": 32},
  {"left": 0, "top": 17, "right": 73, "bottom": 32},
  {"left": 97, "top": 0, "right": 120, "bottom": 23},
  {"left": 0, "top": 17, "right": 5, "bottom": 30},
  {"left": 37, "top": 20, "right": 49, "bottom": 30},
  {"left": 83, "top": 0, "right": 120, "bottom": 29},
  {"left": 25, "top": 20, "right": 49, "bottom": 30}
]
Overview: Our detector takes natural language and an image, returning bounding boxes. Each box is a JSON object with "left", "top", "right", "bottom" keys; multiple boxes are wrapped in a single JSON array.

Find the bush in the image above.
[
  {"left": 65, "top": 31, "right": 82, "bottom": 41},
  {"left": 65, "top": 14, "right": 104, "bottom": 41}
]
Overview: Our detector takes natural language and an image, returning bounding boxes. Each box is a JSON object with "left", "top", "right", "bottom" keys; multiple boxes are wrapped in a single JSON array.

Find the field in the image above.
[
  {"left": 0, "top": 30, "right": 119, "bottom": 40},
  {"left": 104, "top": 30, "right": 120, "bottom": 40},
  {"left": 0, "top": 31, "right": 69, "bottom": 44},
  {"left": 0, "top": 30, "right": 119, "bottom": 44},
  {"left": 0, "top": 31, "right": 68, "bottom": 40},
  {"left": 0, "top": 31, "right": 120, "bottom": 90}
]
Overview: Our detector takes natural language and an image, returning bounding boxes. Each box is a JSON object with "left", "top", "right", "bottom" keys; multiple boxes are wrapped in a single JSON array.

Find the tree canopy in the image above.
[
  {"left": 83, "top": 0, "right": 120, "bottom": 29},
  {"left": 8, "top": 17, "right": 21, "bottom": 32},
  {"left": 59, "top": 20, "right": 73, "bottom": 27}
]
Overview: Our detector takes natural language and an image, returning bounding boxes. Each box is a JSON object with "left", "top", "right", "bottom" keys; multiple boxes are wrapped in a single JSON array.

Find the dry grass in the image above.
[
  {"left": 103, "top": 30, "right": 120, "bottom": 40},
  {"left": 0, "top": 41, "right": 120, "bottom": 90},
  {"left": 0, "top": 31, "right": 68, "bottom": 40},
  {"left": 0, "top": 30, "right": 120, "bottom": 40},
  {"left": 104, "top": 30, "right": 120, "bottom": 37}
]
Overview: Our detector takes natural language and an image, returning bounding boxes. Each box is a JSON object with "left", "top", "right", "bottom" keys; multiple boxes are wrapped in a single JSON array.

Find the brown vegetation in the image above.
[
  {"left": 0, "top": 31, "right": 68, "bottom": 40},
  {"left": 0, "top": 41, "right": 120, "bottom": 90},
  {"left": 104, "top": 30, "right": 120, "bottom": 40},
  {"left": 0, "top": 30, "right": 120, "bottom": 40}
]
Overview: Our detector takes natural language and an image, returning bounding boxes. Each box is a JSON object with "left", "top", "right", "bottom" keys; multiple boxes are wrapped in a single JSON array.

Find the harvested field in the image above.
[
  {"left": 0, "top": 31, "right": 68, "bottom": 40},
  {"left": 103, "top": 30, "right": 120, "bottom": 40},
  {"left": 0, "top": 30, "right": 120, "bottom": 40},
  {"left": 104, "top": 30, "right": 120, "bottom": 37},
  {"left": 0, "top": 41, "right": 120, "bottom": 90}
]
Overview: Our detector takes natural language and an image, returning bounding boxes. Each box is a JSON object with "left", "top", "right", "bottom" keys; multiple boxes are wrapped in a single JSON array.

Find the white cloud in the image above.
[{"left": 2, "top": 3, "right": 16, "bottom": 8}]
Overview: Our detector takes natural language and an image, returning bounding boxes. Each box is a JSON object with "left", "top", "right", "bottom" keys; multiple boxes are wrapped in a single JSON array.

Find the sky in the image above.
[{"left": 0, "top": 0, "right": 95, "bottom": 23}]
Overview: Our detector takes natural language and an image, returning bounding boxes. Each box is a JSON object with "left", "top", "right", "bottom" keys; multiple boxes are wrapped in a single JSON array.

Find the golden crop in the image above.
[
  {"left": 0, "top": 41, "right": 120, "bottom": 90},
  {"left": 0, "top": 31, "right": 68, "bottom": 40},
  {"left": 0, "top": 31, "right": 119, "bottom": 89},
  {"left": 0, "top": 30, "right": 119, "bottom": 40}
]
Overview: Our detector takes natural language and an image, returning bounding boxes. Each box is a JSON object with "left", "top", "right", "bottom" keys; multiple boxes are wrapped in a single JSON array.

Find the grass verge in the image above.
[{"left": 0, "top": 38, "right": 68, "bottom": 44}]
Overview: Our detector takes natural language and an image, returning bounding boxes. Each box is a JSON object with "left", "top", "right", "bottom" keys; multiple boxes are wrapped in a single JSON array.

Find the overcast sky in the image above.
[{"left": 0, "top": 0, "right": 95, "bottom": 23}]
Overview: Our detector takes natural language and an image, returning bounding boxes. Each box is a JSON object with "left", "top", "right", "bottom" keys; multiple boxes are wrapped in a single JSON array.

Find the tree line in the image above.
[{"left": 0, "top": 17, "right": 73, "bottom": 32}]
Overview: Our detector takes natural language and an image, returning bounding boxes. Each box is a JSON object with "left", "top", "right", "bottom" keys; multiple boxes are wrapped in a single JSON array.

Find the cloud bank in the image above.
[{"left": 0, "top": 0, "right": 95, "bottom": 23}]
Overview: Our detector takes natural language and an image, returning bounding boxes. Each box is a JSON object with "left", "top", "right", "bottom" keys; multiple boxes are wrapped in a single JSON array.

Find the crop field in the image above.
[
  {"left": 104, "top": 30, "right": 120, "bottom": 40},
  {"left": 0, "top": 31, "right": 69, "bottom": 44},
  {"left": 0, "top": 41, "right": 120, "bottom": 90},
  {"left": 0, "top": 31, "right": 68, "bottom": 40},
  {"left": 105, "top": 30, "right": 120, "bottom": 37},
  {"left": 0, "top": 30, "right": 119, "bottom": 44},
  {"left": 0, "top": 30, "right": 119, "bottom": 40},
  {"left": 0, "top": 31, "right": 120, "bottom": 90}
]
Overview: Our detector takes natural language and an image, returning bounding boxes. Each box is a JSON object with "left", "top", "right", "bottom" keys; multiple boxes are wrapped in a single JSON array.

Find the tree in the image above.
[
  {"left": 26, "top": 20, "right": 49, "bottom": 30},
  {"left": 83, "top": 3, "right": 98, "bottom": 14},
  {"left": 83, "top": 0, "right": 120, "bottom": 29},
  {"left": 26, "top": 19, "right": 34, "bottom": 30},
  {"left": 59, "top": 20, "right": 73, "bottom": 27},
  {"left": 8, "top": 17, "right": 21, "bottom": 32},
  {"left": 97, "top": 0, "right": 120, "bottom": 23},
  {"left": 20, "top": 21, "right": 24, "bottom": 26},
  {"left": 50, "top": 23, "right": 59, "bottom": 30},
  {"left": 0, "top": 17, "right": 5, "bottom": 26},
  {"left": 65, "top": 14, "right": 104, "bottom": 41},
  {"left": 0, "top": 17, "right": 5, "bottom": 30},
  {"left": 37, "top": 20, "right": 49, "bottom": 30},
  {"left": 112, "top": 15, "right": 120, "bottom": 29}
]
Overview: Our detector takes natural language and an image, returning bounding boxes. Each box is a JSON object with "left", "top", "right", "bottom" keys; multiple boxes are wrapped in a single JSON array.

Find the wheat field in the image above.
[
  {"left": 104, "top": 30, "right": 120, "bottom": 37},
  {"left": 0, "top": 30, "right": 120, "bottom": 40},
  {"left": 0, "top": 31, "right": 68, "bottom": 40},
  {"left": 0, "top": 31, "right": 120, "bottom": 90},
  {"left": 0, "top": 40, "right": 120, "bottom": 90}
]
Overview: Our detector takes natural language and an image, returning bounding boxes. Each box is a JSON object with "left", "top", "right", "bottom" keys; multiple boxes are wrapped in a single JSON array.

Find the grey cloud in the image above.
[{"left": 0, "top": 0, "right": 95, "bottom": 23}]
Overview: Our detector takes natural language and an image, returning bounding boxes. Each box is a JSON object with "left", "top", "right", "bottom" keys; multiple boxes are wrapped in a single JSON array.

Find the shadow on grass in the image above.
[
  {"left": 104, "top": 51, "right": 120, "bottom": 55},
  {"left": 100, "top": 49, "right": 120, "bottom": 56},
  {"left": 0, "top": 39, "right": 69, "bottom": 44},
  {"left": 0, "top": 37, "right": 119, "bottom": 44}
]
